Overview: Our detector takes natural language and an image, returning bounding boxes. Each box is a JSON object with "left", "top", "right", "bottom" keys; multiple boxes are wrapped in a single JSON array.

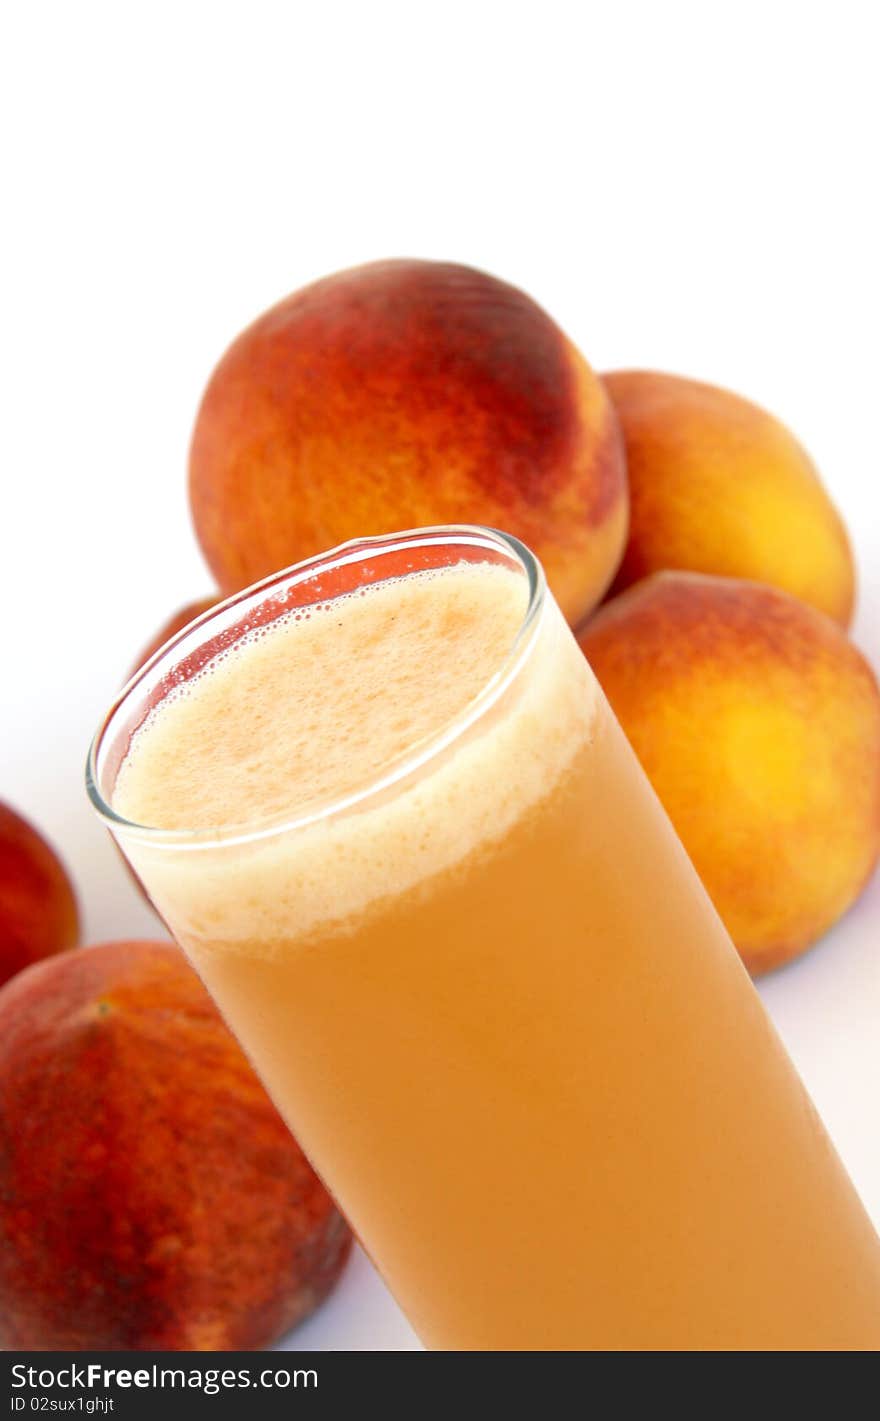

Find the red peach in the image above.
[
  {"left": 189, "top": 260, "right": 628, "bottom": 626},
  {"left": 0, "top": 802, "right": 79, "bottom": 989},
  {"left": 0, "top": 941, "right": 352, "bottom": 1349}
]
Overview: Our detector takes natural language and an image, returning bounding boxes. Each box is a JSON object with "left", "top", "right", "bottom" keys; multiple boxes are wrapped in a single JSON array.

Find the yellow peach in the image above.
[
  {"left": 579, "top": 572, "right": 880, "bottom": 974},
  {"left": 603, "top": 371, "right": 855, "bottom": 626}
]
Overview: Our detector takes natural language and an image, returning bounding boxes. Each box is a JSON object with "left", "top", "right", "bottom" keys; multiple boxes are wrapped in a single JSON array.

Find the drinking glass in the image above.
[{"left": 87, "top": 526, "right": 880, "bottom": 1349}]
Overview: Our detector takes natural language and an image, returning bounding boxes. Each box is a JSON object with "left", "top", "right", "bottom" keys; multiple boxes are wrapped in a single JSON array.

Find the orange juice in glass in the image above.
[{"left": 88, "top": 526, "right": 880, "bottom": 1350}]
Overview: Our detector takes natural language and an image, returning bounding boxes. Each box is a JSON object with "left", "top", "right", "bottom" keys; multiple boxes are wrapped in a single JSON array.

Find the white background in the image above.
[{"left": 1, "top": 3, "right": 878, "bottom": 1350}]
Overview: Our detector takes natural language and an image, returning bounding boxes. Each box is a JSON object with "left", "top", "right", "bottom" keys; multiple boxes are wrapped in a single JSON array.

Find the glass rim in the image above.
[{"left": 85, "top": 524, "right": 547, "bottom": 851}]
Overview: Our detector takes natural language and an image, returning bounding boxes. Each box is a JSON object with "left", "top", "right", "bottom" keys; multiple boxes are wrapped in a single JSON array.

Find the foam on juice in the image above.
[{"left": 113, "top": 561, "right": 596, "bottom": 950}]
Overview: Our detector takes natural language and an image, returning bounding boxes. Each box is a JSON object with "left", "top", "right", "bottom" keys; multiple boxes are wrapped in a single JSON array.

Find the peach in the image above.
[
  {"left": 129, "top": 595, "right": 218, "bottom": 680},
  {"left": 189, "top": 260, "right": 628, "bottom": 626},
  {"left": 603, "top": 370, "right": 855, "bottom": 626},
  {"left": 0, "top": 802, "right": 79, "bottom": 989},
  {"left": 579, "top": 573, "right": 880, "bottom": 974},
  {"left": 0, "top": 941, "right": 351, "bottom": 1349}
]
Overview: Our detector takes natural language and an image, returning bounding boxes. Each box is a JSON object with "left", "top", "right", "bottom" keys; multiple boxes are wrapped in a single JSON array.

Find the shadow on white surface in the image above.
[
  {"left": 275, "top": 1246, "right": 422, "bottom": 1352},
  {"left": 758, "top": 870, "right": 880, "bottom": 1221}
]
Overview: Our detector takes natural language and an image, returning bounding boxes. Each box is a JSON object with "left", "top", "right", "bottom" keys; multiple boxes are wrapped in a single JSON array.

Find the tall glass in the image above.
[{"left": 87, "top": 527, "right": 880, "bottom": 1350}]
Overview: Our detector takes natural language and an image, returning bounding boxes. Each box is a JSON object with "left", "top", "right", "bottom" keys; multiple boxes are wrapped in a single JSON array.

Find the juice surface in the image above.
[
  {"left": 115, "top": 561, "right": 532, "bottom": 835},
  {"left": 114, "top": 558, "right": 880, "bottom": 1350}
]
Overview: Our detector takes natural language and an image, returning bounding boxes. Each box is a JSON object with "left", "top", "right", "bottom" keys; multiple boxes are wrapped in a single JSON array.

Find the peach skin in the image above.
[
  {"left": 0, "top": 802, "right": 79, "bottom": 989},
  {"left": 190, "top": 260, "right": 628, "bottom": 626},
  {"left": 603, "top": 370, "right": 855, "bottom": 626},
  {"left": 0, "top": 941, "right": 351, "bottom": 1350},
  {"left": 579, "top": 572, "right": 880, "bottom": 974}
]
